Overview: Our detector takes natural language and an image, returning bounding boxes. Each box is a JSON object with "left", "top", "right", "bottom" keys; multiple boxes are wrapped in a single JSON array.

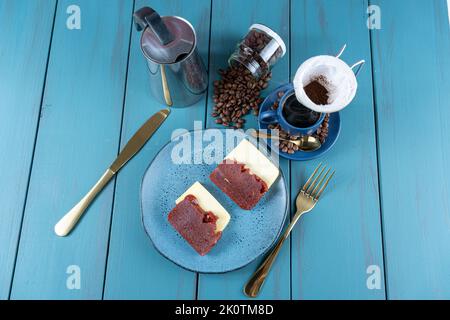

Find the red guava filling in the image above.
[
  {"left": 168, "top": 194, "right": 222, "bottom": 256},
  {"left": 209, "top": 160, "right": 268, "bottom": 210}
]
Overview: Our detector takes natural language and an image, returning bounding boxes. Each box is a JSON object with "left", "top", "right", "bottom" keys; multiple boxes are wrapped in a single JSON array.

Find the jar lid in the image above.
[{"left": 249, "top": 24, "right": 286, "bottom": 57}]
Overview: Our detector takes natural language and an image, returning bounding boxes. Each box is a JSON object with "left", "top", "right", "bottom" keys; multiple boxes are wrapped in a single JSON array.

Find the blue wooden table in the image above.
[{"left": 1, "top": 0, "right": 449, "bottom": 300}]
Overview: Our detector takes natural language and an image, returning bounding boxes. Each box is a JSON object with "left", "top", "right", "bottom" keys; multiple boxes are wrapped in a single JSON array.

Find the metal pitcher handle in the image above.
[{"left": 133, "top": 7, "right": 174, "bottom": 45}]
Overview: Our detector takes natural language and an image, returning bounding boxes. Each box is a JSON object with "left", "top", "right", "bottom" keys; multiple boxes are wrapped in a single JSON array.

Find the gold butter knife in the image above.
[{"left": 54, "top": 108, "right": 170, "bottom": 237}]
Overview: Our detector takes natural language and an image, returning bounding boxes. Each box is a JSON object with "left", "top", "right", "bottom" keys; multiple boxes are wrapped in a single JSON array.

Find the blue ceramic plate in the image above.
[
  {"left": 140, "top": 129, "right": 288, "bottom": 273},
  {"left": 258, "top": 83, "right": 341, "bottom": 161}
]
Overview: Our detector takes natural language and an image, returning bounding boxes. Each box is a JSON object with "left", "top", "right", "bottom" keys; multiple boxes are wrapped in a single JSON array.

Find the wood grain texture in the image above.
[
  {"left": 10, "top": 0, "right": 133, "bottom": 299},
  {"left": 0, "top": 0, "right": 56, "bottom": 299},
  {"left": 103, "top": 0, "right": 211, "bottom": 299},
  {"left": 290, "top": 0, "right": 385, "bottom": 299},
  {"left": 199, "top": 0, "right": 291, "bottom": 300},
  {"left": 2, "top": 0, "right": 448, "bottom": 300},
  {"left": 371, "top": 0, "right": 450, "bottom": 299}
]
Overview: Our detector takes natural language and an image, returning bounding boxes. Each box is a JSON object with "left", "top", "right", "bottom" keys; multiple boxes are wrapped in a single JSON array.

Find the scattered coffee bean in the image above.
[
  {"left": 267, "top": 91, "right": 330, "bottom": 154},
  {"left": 211, "top": 64, "right": 271, "bottom": 129},
  {"left": 313, "top": 114, "right": 330, "bottom": 144}
]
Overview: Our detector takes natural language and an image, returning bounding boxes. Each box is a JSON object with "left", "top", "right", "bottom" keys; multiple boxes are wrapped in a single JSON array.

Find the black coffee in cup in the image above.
[{"left": 282, "top": 94, "right": 320, "bottom": 128}]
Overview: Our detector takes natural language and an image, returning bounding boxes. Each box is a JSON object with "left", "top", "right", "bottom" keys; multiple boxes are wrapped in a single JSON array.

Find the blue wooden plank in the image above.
[
  {"left": 199, "top": 0, "right": 291, "bottom": 300},
  {"left": 371, "top": 0, "right": 450, "bottom": 299},
  {"left": 10, "top": 0, "right": 133, "bottom": 299},
  {"left": 103, "top": 0, "right": 211, "bottom": 299},
  {"left": 290, "top": 0, "right": 386, "bottom": 299},
  {"left": 0, "top": 0, "right": 56, "bottom": 299}
]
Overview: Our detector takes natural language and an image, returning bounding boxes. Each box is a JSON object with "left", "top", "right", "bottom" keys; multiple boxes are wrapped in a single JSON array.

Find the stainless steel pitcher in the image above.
[{"left": 134, "top": 7, "right": 208, "bottom": 107}]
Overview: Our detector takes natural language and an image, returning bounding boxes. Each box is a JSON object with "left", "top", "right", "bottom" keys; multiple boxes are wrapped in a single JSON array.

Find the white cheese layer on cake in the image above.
[
  {"left": 176, "top": 182, "right": 230, "bottom": 232},
  {"left": 224, "top": 139, "right": 279, "bottom": 188}
]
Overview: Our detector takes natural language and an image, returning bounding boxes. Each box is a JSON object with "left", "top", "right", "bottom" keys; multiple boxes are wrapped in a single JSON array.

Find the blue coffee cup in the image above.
[{"left": 259, "top": 88, "right": 325, "bottom": 136}]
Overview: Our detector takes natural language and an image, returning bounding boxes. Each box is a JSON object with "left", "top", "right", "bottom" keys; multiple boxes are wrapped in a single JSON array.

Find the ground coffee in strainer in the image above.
[{"left": 293, "top": 55, "right": 358, "bottom": 113}]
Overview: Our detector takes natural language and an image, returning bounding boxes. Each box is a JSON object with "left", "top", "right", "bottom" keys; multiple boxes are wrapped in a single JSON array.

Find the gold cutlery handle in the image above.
[
  {"left": 244, "top": 210, "right": 304, "bottom": 297},
  {"left": 54, "top": 109, "right": 169, "bottom": 237},
  {"left": 251, "top": 130, "right": 283, "bottom": 141},
  {"left": 54, "top": 169, "right": 115, "bottom": 237},
  {"left": 161, "top": 65, "right": 173, "bottom": 106},
  {"left": 244, "top": 233, "right": 287, "bottom": 297}
]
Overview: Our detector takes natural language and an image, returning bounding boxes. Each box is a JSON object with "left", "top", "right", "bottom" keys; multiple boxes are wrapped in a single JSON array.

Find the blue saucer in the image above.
[
  {"left": 140, "top": 129, "right": 288, "bottom": 273},
  {"left": 258, "top": 83, "right": 341, "bottom": 161}
]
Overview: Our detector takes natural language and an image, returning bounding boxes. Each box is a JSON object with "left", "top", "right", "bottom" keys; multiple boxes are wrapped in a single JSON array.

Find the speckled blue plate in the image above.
[
  {"left": 258, "top": 83, "right": 341, "bottom": 161},
  {"left": 140, "top": 129, "right": 288, "bottom": 273}
]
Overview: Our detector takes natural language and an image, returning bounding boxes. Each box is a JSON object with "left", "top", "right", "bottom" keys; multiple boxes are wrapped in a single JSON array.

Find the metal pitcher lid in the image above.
[{"left": 134, "top": 7, "right": 196, "bottom": 65}]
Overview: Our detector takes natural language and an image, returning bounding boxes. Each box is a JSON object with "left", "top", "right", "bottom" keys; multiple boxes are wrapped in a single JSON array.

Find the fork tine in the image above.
[
  {"left": 305, "top": 165, "right": 326, "bottom": 195},
  {"left": 302, "top": 163, "right": 322, "bottom": 192},
  {"left": 311, "top": 167, "right": 331, "bottom": 198},
  {"left": 315, "top": 170, "right": 335, "bottom": 200}
]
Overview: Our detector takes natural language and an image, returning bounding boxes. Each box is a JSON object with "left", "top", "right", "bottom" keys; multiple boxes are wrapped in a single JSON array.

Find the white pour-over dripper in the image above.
[{"left": 293, "top": 44, "right": 365, "bottom": 113}]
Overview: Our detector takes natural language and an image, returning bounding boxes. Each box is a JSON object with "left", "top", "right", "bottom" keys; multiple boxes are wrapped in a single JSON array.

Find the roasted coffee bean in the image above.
[
  {"left": 314, "top": 113, "right": 330, "bottom": 144},
  {"left": 211, "top": 64, "right": 271, "bottom": 129},
  {"left": 268, "top": 114, "right": 330, "bottom": 154}
]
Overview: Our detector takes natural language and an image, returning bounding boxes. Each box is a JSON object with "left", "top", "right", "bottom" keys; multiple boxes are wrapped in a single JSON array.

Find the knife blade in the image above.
[
  {"left": 54, "top": 108, "right": 170, "bottom": 237},
  {"left": 110, "top": 108, "right": 170, "bottom": 173}
]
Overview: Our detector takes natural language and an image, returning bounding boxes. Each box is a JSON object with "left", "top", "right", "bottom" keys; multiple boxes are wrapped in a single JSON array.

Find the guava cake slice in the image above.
[
  {"left": 210, "top": 139, "right": 279, "bottom": 210},
  {"left": 168, "top": 182, "right": 230, "bottom": 256}
]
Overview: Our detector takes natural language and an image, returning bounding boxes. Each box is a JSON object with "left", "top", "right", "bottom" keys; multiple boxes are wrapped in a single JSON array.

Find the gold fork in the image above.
[{"left": 244, "top": 163, "right": 335, "bottom": 298}]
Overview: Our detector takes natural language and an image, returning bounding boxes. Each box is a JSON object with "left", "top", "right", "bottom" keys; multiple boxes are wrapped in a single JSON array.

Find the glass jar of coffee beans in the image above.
[{"left": 229, "top": 24, "right": 286, "bottom": 79}]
